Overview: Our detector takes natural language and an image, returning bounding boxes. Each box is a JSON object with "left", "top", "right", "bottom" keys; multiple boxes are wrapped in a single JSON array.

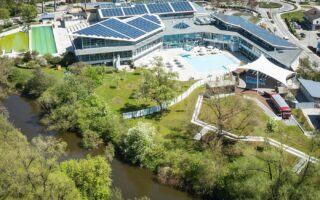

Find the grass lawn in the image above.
[
  {"left": 233, "top": 12, "right": 260, "bottom": 24},
  {"left": 198, "top": 95, "right": 315, "bottom": 154},
  {"left": 94, "top": 69, "right": 195, "bottom": 114},
  {"left": 259, "top": 2, "right": 282, "bottom": 8},
  {"left": 292, "top": 109, "right": 313, "bottom": 131},
  {"left": 127, "top": 87, "right": 204, "bottom": 139},
  {"left": 0, "top": 32, "right": 29, "bottom": 53},
  {"left": 281, "top": 10, "right": 305, "bottom": 22},
  {"left": 42, "top": 67, "right": 65, "bottom": 79}
]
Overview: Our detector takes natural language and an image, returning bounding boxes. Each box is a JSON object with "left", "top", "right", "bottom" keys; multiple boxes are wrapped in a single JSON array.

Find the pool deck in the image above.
[{"left": 134, "top": 48, "right": 241, "bottom": 81}]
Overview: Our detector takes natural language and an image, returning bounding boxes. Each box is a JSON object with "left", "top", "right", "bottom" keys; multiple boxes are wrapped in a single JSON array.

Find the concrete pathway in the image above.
[
  {"left": 191, "top": 95, "right": 319, "bottom": 165},
  {"left": 293, "top": 158, "right": 308, "bottom": 174}
]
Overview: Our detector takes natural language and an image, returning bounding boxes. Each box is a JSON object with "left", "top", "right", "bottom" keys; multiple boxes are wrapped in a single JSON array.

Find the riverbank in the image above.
[{"left": 2, "top": 94, "right": 193, "bottom": 200}]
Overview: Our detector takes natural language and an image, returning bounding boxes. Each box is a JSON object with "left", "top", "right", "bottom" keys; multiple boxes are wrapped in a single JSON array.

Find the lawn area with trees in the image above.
[
  {"left": 259, "top": 2, "right": 282, "bottom": 8},
  {"left": 281, "top": 10, "right": 305, "bottom": 23},
  {"left": 199, "top": 95, "right": 318, "bottom": 155},
  {"left": 94, "top": 66, "right": 194, "bottom": 113},
  {"left": 1, "top": 53, "right": 320, "bottom": 199}
]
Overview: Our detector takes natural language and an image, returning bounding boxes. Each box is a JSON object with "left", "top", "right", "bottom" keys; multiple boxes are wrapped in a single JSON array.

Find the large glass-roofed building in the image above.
[{"left": 70, "top": 0, "right": 302, "bottom": 69}]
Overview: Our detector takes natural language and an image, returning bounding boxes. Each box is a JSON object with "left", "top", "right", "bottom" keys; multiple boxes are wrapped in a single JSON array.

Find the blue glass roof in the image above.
[
  {"left": 100, "top": 8, "right": 124, "bottom": 17},
  {"left": 75, "top": 24, "right": 129, "bottom": 39},
  {"left": 173, "top": 22, "right": 189, "bottom": 29},
  {"left": 170, "top": 1, "right": 193, "bottom": 12},
  {"left": 99, "top": 1, "right": 195, "bottom": 18},
  {"left": 142, "top": 14, "right": 161, "bottom": 24},
  {"left": 122, "top": 4, "right": 148, "bottom": 16},
  {"left": 73, "top": 15, "right": 163, "bottom": 41},
  {"left": 213, "top": 14, "right": 296, "bottom": 48},
  {"left": 127, "top": 17, "right": 161, "bottom": 32},
  {"left": 101, "top": 18, "right": 145, "bottom": 39},
  {"left": 147, "top": 3, "right": 173, "bottom": 14}
]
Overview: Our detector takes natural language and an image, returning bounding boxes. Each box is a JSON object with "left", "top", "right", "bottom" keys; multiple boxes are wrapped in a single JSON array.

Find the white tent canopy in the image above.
[{"left": 232, "top": 54, "right": 295, "bottom": 86}]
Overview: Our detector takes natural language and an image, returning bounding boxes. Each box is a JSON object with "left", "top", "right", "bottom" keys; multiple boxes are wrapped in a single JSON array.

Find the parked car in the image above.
[
  {"left": 300, "top": 32, "right": 306, "bottom": 38},
  {"left": 283, "top": 36, "right": 289, "bottom": 40}
]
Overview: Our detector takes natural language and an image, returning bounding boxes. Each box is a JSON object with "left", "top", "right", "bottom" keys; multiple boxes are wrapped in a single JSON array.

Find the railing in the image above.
[
  {"left": 123, "top": 76, "right": 235, "bottom": 119},
  {"left": 123, "top": 78, "right": 208, "bottom": 119}
]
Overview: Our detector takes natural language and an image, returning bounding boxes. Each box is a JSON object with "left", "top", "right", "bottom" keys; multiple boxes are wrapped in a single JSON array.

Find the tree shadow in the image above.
[
  {"left": 119, "top": 103, "right": 150, "bottom": 113},
  {"left": 144, "top": 109, "right": 170, "bottom": 121},
  {"left": 128, "top": 90, "right": 138, "bottom": 100}
]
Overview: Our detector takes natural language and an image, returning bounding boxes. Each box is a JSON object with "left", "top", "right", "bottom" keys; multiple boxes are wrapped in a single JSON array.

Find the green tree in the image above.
[
  {"left": 60, "top": 156, "right": 112, "bottom": 200},
  {"left": 82, "top": 129, "right": 103, "bottom": 149},
  {"left": 0, "top": 8, "right": 10, "bottom": 19},
  {"left": 0, "top": 115, "right": 81, "bottom": 199},
  {"left": 23, "top": 68, "right": 55, "bottom": 98},
  {"left": 266, "top": 118, "right": 278, "bottom": 133},
  {"left": 122, "top": 122, "right": 156, "bottom": 166},
  {"left": 20, "top": 4, "right": 37, "bottom": 22},
  {"left": 75, "top": 95, "right": 118, "bottom": 141},
  {"left": 139, "top": 57, "right": 178, "bottom": 109}
]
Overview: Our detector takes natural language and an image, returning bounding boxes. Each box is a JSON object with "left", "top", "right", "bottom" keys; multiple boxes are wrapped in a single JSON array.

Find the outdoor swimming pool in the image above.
[
  {"left": 31, "top": 26, "right": 57, "bottom": 54},
  {"left": 182, "top": 53, "right": 240, "bottom": 74}
]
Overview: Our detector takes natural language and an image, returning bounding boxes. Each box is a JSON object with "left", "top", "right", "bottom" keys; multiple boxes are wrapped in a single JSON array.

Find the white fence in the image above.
[
  {"left": 122, "top": 78, "right": 208, "bottom": 119},
  {"left": 123, "top": 77, "right": 235, "bottom": 119}
]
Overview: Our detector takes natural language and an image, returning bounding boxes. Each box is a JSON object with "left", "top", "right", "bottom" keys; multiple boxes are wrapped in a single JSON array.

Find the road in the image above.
[{"left": 257, "top": 1, "right": 320, "bottom": 70}]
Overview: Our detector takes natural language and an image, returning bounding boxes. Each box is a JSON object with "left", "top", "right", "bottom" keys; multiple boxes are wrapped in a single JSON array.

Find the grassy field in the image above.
[
  {"left": 128, "top": 87, "right": 204, "bottom": 138},
  {"left": 31, "top": 26, "right": 57, "bottom": 54},
  {"left": 292, "top": 109, "right": 313, "bottom": 131},
  {"left": 0, "top": 32, "right": 29, "bottom": 53},
  {"left": 259, "top": 2, "right": 282, "bottom": 8},
  {"left": 94, "top": 69, "right": 195, "bottom": 114},
  {"left": 31, "top": 67, "right": 319, "bottom": 157},
  {"left": 198, "top": 95, "right": 315, "bottom": 154},
  {"left": 281, "top": 10, "right": 305, "bottom": 22}
]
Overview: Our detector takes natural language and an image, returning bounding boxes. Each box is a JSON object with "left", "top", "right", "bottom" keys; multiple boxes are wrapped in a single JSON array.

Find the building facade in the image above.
[
  {"left": 304, "top": 8, "right": 320, "bottom": 30},
  {"left": 70, "top": 1, "right": 302, "bottom": 69}
]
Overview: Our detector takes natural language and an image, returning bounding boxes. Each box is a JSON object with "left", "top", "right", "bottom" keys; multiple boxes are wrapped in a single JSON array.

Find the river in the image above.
[{"left": 3, "top": 94, "right": 193, "bottom": 200}]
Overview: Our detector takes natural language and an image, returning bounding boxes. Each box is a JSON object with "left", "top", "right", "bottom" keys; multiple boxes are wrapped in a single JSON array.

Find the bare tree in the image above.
[{"left": 203, "top": 87, "right": 256, "bottom": 137}]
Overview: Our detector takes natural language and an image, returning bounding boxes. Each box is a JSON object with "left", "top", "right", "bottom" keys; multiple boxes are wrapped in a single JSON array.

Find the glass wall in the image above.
[
  {"left": 133, "top": 38, "right": 162, "bottom": 57},
  {"left": 163, "top": 33, "right": 203, "bottom": 48},
  {"left": 81, "top": 38, "right": 132, "bottom": 49},
  {"left": 78, "top": 51, "right": 132, "bottom": 63}
]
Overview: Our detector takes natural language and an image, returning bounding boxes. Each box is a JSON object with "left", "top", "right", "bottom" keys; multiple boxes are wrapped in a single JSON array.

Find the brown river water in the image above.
[{"left": 3, "top": 94, "right": 193, "bottom": 200}]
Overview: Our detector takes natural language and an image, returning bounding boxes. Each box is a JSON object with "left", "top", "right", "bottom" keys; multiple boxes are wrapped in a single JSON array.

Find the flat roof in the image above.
[
  {"left": 41, "top": 13, "right": 55, "bottom": 19},
  {"left": 299, "top": 78, "right": 320, "bottom": 98},
  {"left": 272, "top": 93, "right": 290, "bottom": 108},
  {"left": 212, "top": 14, "right": 296, "bottom": 49}
]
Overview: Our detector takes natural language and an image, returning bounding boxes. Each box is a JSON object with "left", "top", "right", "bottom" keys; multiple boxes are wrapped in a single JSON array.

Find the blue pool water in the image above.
[{"left": 182, "top": 54, "right": 240, "bottom": 73}]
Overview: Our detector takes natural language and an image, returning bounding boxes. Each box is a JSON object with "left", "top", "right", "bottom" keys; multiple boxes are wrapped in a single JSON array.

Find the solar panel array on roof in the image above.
[
  {"left": 101, "top": 8, "right": 124, "bottom": 17},
  {"left": 213, "top": 14, "right": 296, "bottom": 48},
  {"left": 147, "top": 3, "right": 173, "bottom": 14},
  {"left": 170, "top": 1, "right": 193, "bottom": 12},
  {"left": 99, "top": 1, "right": 195, "bottom": 18},
  {"left": 75, "top": 24, "right": 129, "bottom": 39},
  {"left": 122, "top": 4, "right": 148, "bottom": 16},
  {"left": 142, "top": 14, "right": 161, "bottom": 24},
  {"left": 127, "top": 17, "right": 161, "bottom": 32},
  {"left": 101, "top": 18, "right": 146, "bottom": 38}
]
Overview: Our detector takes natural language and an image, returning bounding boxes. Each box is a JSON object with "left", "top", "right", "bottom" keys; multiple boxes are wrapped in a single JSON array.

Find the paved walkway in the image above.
[{"left": 191, "top": 95, "right": 319, "bottom": 166}]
